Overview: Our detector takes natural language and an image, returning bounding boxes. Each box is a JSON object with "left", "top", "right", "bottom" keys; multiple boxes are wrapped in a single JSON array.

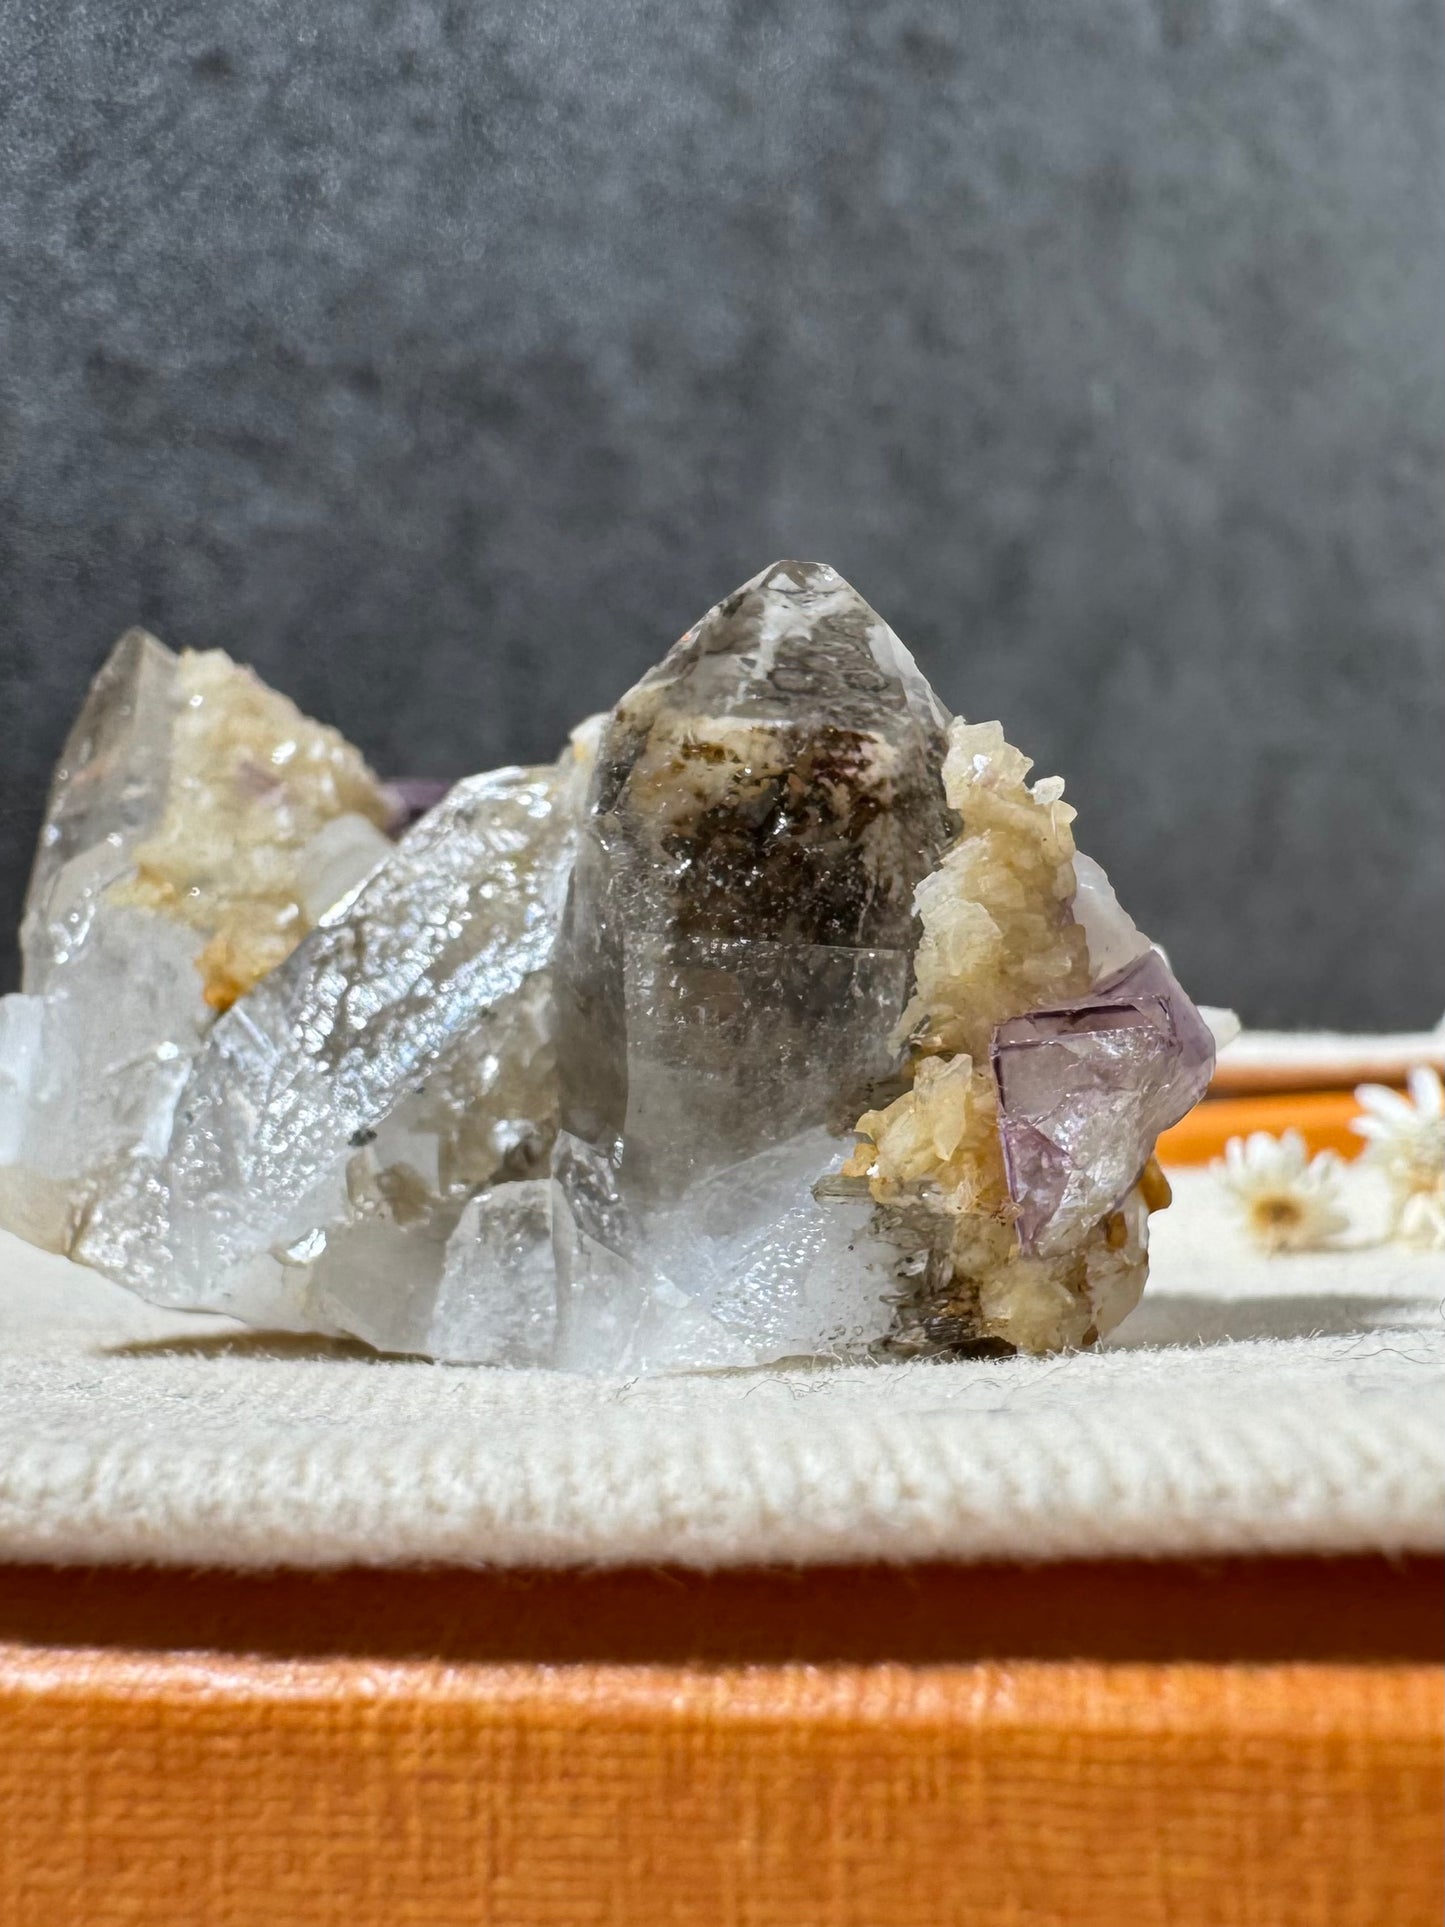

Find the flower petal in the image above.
[
  {"left": 1221, "top": 1135, "right": 1245, "bottom": 1178},
  {"left": 1407, "top": 1065, "right": 1445, "bottom": 1119},
  {"left": 1355, "top": 1083, "right": 1416, "bottom": 1126},
  {"left": 1276, "top": 1129, "right": 1308, "bottom": 1176}
]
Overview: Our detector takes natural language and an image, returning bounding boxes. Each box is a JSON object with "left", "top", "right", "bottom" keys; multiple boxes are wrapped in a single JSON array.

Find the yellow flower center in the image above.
[{"left": 1252, "top": 1195, "right": 1304, "bottom": 1229}]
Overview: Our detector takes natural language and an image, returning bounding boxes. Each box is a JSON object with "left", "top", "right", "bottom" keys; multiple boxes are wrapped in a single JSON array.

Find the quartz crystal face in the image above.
[
  {"left": 539, "top": 559, "right": 955, "bottom": 1366},
  {"left": 554, "top": 559, "right": 953, "bottom": 1172},
  {"left": 0, "top": 631, "right": 392, "bottom": 1248},
  {"left": 75, "top": 758, "right": 584, "bottom": 1338}
]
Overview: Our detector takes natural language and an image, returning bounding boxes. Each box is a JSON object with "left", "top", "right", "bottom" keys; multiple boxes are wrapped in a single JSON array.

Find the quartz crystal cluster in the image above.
[{"left": 1, "top": 564, "right": 1222, "bottom": 1364}]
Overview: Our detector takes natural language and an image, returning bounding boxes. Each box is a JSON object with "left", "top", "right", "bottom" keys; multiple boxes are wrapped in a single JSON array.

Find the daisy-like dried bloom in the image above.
[
  {"left": 1352, "top": 1067, "right": 1445, "bottom": 1251},
  {"left": 1214, "top": 1129, "right": 1350, "bottom": 1253}
]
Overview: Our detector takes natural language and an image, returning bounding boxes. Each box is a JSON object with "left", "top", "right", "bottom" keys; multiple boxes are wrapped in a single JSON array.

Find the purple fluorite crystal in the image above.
[
  {"left": 991, "top": 950, "right": 1215, "bottom": 1256},
  {"left": 383, "top": 778, "right": 454, "bottom": 831}
]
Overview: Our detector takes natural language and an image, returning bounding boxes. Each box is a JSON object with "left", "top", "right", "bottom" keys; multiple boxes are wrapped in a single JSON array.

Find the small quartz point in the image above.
[
  {"left": 75, "top": 748, "right": 590, "bottom": 1338},
  {"left": 0, "top": 632, "right": 392, "bottom": 1248},
  {"left": 843, "top": 719, "right": 1214, "bottom": 1355},
  {"left": 535, "top": 559, "right": 954, "bottom": 1369}
]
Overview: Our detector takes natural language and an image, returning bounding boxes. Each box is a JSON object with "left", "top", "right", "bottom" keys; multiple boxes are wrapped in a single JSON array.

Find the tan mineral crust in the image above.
[
  {"left": 113, "top": 646, "right": 393, "bottom": 1010},
  {"left": 0, "top": 629, "right": 393, "bottom": 1246},
  {"left": 838, "top": 720, "right": 1166, "bottom": 1354},
  {"left": 0, "top": 563, "right": 1221, "bottom": 1364}
]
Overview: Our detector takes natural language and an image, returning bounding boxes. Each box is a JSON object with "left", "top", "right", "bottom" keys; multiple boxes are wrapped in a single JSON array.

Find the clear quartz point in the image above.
[
  {"left": 75, "top": 759, "right": 584, "bottom": 1336},
  {"left": 537, "top": 559, "right": 954, "bottom": 1368}
]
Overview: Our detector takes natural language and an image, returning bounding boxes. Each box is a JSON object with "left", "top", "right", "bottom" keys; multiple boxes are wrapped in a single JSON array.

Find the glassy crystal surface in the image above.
[
  {"left": 0, "top": 632, "right": 390, "bottom": 1247},
  {"left": 992, "top": 948, "right": 1216, "bottom": 1255},
  {"left": 427, "top": 1181, "right": 562, "bottom": 1365},
  {"left": 542, "top": 559, "right": 953, "bottom": 1364},
  {"left": 75, "top": 760, "right": 584, "bottom": 1332},
  {"left": 21, "top": 628, "right": 181, "bottom": 993}
]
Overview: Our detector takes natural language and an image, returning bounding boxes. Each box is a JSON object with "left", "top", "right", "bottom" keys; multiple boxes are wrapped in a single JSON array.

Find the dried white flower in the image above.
[
  {"left": 1397, "top": 1186, "right": 1445, "bottom": 1252},
  {"left": 1214, "top": 1130, "right": 1350, "bottom": 1253},
  {"left": 1353, "top": 1067, "right": 1445, "bottom": 1250}
]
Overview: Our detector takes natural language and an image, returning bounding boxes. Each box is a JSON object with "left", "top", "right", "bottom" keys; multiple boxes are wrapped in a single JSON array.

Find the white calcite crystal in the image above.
[
  {"left": 9, "top": 561, "right": 1222, "bottom": 1366},
  {"left": 0, "top": 631, "right": 393, "bottom": 1248}
]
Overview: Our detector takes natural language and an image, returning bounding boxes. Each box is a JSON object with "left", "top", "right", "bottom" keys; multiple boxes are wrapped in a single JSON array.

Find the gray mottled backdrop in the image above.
[{"left": 2, "top": 0, "right": 1441, "bottom": 1023}]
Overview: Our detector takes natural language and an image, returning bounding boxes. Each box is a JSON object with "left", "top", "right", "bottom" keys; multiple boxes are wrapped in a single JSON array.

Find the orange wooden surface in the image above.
[
  {"left": 0, "top": 1560, "right": 1439, "bottom": 1926},
  {"left": 1158, "top": 1089, "right": 1365, "bottom": 1164},
  {"left": 0, "top": 1646, "right": 1438, "bottom": 1927},
  {"left": 1210, "top": 1050, "right": 1443, "bottom": 1097}
]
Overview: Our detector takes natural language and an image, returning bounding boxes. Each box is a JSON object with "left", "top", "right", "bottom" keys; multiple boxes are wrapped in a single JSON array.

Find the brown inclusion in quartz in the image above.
[{"left": 553, "top": 560, "right": 954, "bottom": 1205}]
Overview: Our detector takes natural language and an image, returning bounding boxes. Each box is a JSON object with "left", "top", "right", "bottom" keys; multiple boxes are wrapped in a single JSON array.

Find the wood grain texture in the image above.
[{"left": 0, "top": 1647, "right": 1438, "bottom": 1927}]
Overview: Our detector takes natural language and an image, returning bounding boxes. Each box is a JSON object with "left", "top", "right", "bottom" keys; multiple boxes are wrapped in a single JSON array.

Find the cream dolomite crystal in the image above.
[
  {"left": 840, "top": 717, "right": 1210, "bottom": 1355},
  {"left": 0, "top": 631, "right": 392, "bottom": 1247},
  {"left": 111, "top": 645, "right": 393, "bottom": 1012}
]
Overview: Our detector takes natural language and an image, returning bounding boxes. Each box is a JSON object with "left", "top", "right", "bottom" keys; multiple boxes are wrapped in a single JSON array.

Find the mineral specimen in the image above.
[
  {"left": 539, "top": 558, "right": 955, "bottom": 1366},
  {"left": 838, "top": 718, "right": 1214, "bottom": 1354},
  {"left": 0, "top": 631, "right": 392, "bottom": 1247},
  {"left": 8, "top": 560, "right": 1223, "bottom": 1365},
  {"left": 75, "top": 744, "right": 591, "bottom": 1339}
]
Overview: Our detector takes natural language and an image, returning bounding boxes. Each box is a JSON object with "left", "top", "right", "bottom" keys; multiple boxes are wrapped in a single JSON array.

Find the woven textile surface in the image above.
[{"left": 1, "top": 1157, "right": 1440, "bottom": 1570}]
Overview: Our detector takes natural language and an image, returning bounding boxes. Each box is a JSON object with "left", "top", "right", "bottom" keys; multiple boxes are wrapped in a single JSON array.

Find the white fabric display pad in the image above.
[{"left": 0, "top": 1165, "right": 1439, "bottom": 1570}]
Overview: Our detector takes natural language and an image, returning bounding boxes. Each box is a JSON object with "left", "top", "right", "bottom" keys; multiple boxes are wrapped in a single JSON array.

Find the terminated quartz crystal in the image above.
[
  {"left": 0, "top": 632, "right": 393, "bottom": 1248},
  {"left": 75, "top": 750, "right": 588, "bottom": 1341},
  {"left": 531, "top": 559, "right": 955, "bottom": 1368}
]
